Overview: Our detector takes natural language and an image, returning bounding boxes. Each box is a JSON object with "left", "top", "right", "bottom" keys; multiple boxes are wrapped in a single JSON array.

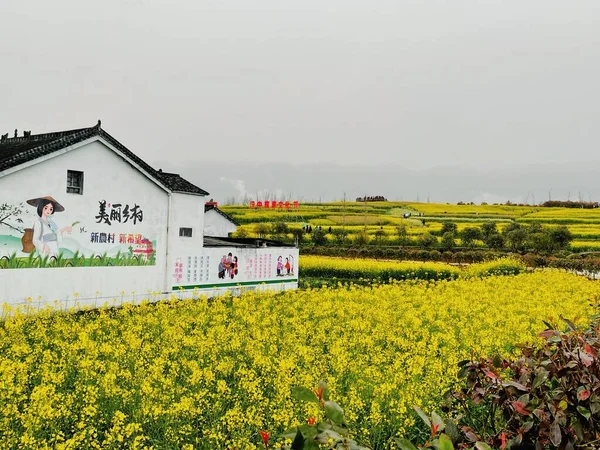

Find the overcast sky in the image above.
[{"left": 1, "top": 0, "right": 599, "bottom": 172}]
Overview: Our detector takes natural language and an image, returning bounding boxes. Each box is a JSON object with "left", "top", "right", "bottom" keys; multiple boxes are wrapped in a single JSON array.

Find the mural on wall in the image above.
[
  {"left": 218, "top": 253, "right": 238, "bottom": 279},
  {"left": 172, "top": 247, "right": 299, "bottom": 289},
  {"left": 218, "top": 252, "right": 239, "bottom": 280},
  {"left": 0, "top": 196, "right": 156, "bottom": 269},
  {"left": 276, "top": 254, "right": 295, "bottom": 276}
]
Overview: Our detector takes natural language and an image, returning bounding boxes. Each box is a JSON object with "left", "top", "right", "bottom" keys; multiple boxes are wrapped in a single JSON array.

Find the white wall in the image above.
[
  {"left": 204, "top": 209, "right": 237, "bottom": 237},
  {"left": 0, "top": 137, "right": 170, "bottom": 306},
  {"left": 166, "top": 192, "right": 206, "bottom": 288}
]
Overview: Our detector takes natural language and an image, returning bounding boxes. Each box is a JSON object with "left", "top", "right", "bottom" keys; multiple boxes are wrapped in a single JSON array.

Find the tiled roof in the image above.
[
  {"left": 204, "top": 236, "right": 292, "bottom": 248},
  {"left": 0, "top": 122, "right": 209, "bottom": 196},
  {"left": 204, "top": 204, "right": 240, "bottom": 226},
  {"left": 156, "top": 171, "right": 209, "bottom": 196},
  {"left": 0, "top": 127, "right": 95, "bottom": 172}
]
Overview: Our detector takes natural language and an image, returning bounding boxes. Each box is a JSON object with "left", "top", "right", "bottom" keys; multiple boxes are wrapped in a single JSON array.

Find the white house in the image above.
[
  {"left": 204, "top": 202, "right": 239, "bottom": 238},
  {"left": 0, "top": 122, "right": 298, "bottom": 311}
]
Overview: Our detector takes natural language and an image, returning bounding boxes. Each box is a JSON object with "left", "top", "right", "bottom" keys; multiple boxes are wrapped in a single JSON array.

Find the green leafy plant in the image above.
[
  {"left": 264, "top": 382, "right": 371, "bottom": 450},
  {"left": 394, "top": 406, "right": 495, "bottom": 450}
]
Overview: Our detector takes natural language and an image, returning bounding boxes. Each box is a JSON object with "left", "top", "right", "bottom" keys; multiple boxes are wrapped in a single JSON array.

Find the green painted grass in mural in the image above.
[
  {"left": 0, "top": 250, "right": 156, "bottom": 269},
  {"left": 173, "top": 277, "right": 298, "bottom": 290}
]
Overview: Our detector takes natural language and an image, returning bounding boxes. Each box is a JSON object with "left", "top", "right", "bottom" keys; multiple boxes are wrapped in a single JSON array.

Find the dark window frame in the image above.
[
  {"left": 66, "top": 170, "right": 84, "bottom": 195},
  {"left": 179, "top": 227, "right": 193, "bottom": 237}
]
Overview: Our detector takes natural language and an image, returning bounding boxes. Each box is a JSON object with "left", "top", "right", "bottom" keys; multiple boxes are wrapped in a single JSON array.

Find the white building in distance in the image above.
[{"left": 204, "top": 202, "right": 239, "bottom": 238}]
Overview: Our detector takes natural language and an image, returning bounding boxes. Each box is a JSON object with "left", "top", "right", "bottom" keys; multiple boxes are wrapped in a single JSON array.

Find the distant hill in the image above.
[{"left": 151, "top": 159, "right": 600, "bottom": 206}]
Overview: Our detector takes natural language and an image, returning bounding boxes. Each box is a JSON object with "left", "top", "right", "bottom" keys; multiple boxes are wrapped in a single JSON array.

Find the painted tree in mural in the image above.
[{"left": 0, "top": 203, "right": 25, "bottom": 233}]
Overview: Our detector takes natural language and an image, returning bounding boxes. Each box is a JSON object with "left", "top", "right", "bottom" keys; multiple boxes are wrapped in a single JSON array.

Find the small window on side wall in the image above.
[
  {"left": 179, "top": 227, "right": 193, "bottom": 237},
  {"left": 67, "top": 170, "right": 84, "bottom": 194}
]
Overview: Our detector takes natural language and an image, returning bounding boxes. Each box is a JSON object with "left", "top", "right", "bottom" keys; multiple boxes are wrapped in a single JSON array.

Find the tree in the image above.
[
  {"left": 527, "top": 222, "right": 545, "bottom": 234},
  {"left": 480, "top": 222, "right": 498, "bottom": 240},
  {"left": 527, "top": 229, "right": 553, "bottom": 253},
  {"left": 523, "top": 225, "right": 573, "bottom": 254},
  {"left": 255, "top": 223, "right": 270, "bottom": 238},
  {"left": 486, "top": 233, "right": 504, "bottom": 249},
  {"left": 418, "top": 232, "right": 437, "bottom": 249},
  {"left": 395, "top": 224, "right": 409, "bottom": 247},
  {"left": 481, "top": 222, "right": 504, "bottom": 249},
  {"left": 440, "top": 232, "right": 456, "bottom": 250},
  {"left": 233, "top": 227, "right": 249, "bottom": 238},
  {"left": 440, "top": 222, "right": 458, "bottom": 235},
  {"left": 374, "top": 228, "right": 387, "bottom": 245},
  {"left": 354, "top": 230, "right": 370, "bottom": 246},
  {"left": 331, "top": 228, "right": 348, "bottom": 245},
  {"left": 548, "top": 226, "right": 573, "bottom": 251},
  {"left": 504, "top": 228, "right": 527, "bottom": 252},
  {"left": 271, "top": 221, "right": 289, "bottom": 235},
  {"left": 0, "top": 202, "right": 26, "bottom": 233},
  {"left": 504, "top": 221, "right": 521, "bottom": 233},
  {"left": 291, "top": 228, "right": 304, "bottom": 244},
  {"left": 311, "top": 228, "right": 328, "bottom": 246},
  {"left": 461, "top": 227, "right": 482, "bottom": 248}
]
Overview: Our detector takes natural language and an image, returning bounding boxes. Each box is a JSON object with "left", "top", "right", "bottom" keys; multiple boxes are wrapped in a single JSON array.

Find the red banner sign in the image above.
[{"left": 249, "top": 200, "right": 299, "bottom": 210}]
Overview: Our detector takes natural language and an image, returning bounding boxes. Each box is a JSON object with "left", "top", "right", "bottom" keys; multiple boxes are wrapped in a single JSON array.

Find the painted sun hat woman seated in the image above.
[{"left": 26, "top": 196, "right": 72, "bottom": 257}]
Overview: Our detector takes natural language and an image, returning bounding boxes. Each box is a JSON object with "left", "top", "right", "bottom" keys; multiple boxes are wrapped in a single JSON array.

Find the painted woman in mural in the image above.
[
  {"left": 231, "top": 256, "right": 238, "bottom": 279},
  {"left": 27, "top": 196, "right": 72, "bottom": 257},
  {"left": 285, "top": 257, "right": 291, "bottom": 275}
]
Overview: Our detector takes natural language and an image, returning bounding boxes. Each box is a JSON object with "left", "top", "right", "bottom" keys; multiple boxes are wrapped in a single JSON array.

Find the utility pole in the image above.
[
  {"left": 342, "top": 192, "right": 346, "bottom": 236},
  {"left": 364, "top": 194, "right": 367, "bottom": 231}
]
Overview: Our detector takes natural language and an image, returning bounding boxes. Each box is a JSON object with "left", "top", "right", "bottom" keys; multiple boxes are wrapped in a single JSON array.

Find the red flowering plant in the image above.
[
  {"left": 274, "top": 381, "right": 371, "bottom": 450},
  {"left": 260, "top": 430, "right": 270, "bottom": 449}
]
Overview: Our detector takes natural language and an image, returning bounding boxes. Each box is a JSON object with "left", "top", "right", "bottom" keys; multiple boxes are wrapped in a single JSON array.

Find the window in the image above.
[
  {"left": 179, "top": 227, "right": 193, "bottom": 237},
  {"left": 67, "top": 170, "right": 84, "bottom": 194}
]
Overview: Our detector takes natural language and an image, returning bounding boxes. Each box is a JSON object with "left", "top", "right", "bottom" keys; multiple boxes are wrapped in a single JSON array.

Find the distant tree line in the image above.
[
  {"left": 356, "top": 196, "right": 387, "bottom": 202},
  {"left": 297, "top": 221, "right": 574, "bottom": 255},
  {"left": 541, "top": 200, "right": 599, "bottom": 209},
  {"left": 454, "top": 200, "right": 598, "bottom": 208},
  {"left": 237, "top": 218, "right": 575, "bottom": 256},
  {"left": 432, "top": 221, "right": 573, "bottom": 254}
]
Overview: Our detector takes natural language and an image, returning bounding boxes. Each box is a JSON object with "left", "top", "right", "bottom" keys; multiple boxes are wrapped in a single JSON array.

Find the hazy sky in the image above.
[{"left": 1, "top": 0, "right": 599, "bottom": 171}]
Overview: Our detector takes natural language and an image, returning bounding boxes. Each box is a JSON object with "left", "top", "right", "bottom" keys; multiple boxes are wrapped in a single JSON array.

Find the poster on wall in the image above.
[
  {"left": 172, "top": 247, "right": 299, "bottom": 289},
  {"left": 0, "top": 196, "right": 157, "bottom": 269}
]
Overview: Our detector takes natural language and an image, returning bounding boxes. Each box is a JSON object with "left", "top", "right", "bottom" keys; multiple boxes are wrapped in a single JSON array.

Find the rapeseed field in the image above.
[{"left": 0, "top": 270, "right": 598, "bottom": 449}]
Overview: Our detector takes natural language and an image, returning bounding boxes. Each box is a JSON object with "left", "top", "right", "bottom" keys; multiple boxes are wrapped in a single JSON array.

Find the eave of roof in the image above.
[
  {"left": 204, "top": 236, "right": 293, "bottom": 248},
  {"left": 157, "top": 171, "right": 209, "bottom": 196},
  {"left": 204, "top": 204, "right": 240, "bottom": 226}
]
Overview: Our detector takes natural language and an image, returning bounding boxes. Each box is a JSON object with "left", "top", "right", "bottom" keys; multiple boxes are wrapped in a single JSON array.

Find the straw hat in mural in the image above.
[{"left": 26, "top": 196, "right": 65, "bottom": 212}]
